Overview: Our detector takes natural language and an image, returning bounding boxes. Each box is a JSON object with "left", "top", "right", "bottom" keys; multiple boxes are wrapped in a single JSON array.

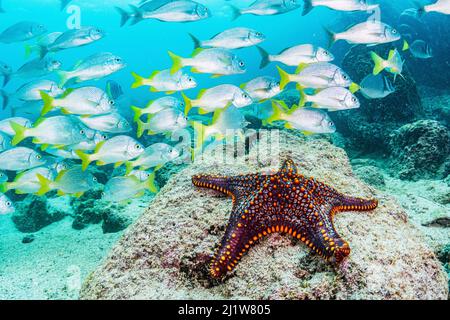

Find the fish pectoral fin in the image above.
[
  {"left": 134, "top": 191, "right": 146, "bottom": 198},
  {"left": 302, "top": 131, "right": 315, "bottom": 136},
  {"left": 165, "top": 91, "right": 176, "bottom": 95},
  {"left": 96, "top": 160, "right": 106, "bottom": 166}
]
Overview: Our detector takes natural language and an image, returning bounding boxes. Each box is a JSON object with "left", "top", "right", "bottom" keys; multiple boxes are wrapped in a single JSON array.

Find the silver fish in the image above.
[
  {"left": 116, "top": 0, "right": 176, "bottom": 26},
  {"left": 0, "top": 21, "right": 47, "bottom": 44},
  {"left": 41, "top": 86, "right": 115, "bottom": 116},
  {"left": 242, "top": 76, "right": 281, "bottom": 102},
  {"left": 417, "top": 0, "right": 450, "bottom": 15},
  {"left": 131, "top": 96, "right": 185, "bottom": 122},
  {"left": 0, "top": 61, "right": 13, "bottom": 86},
  {"left": 137, "top": 108, "right": 188, "bottom": 137},
  {"left": 36, "top": 165, "right": 98, "bottom": 197},
  {"left": 126, "top": 143, "right": 180, "bottom": 173},
  {"left": 131, "top": 69, "right": 197, "bottom": 93},
  {"left": 278, "top": 63, "right": 354, "bottom": 90},
  {"left": 1, "top": 166, "right": 56, "bottom": 195},
  {"left": 13, "top": 57, "right": 61, "bottom": 80},
  {"left": 131, "top": 1, "right": 210, "bottom": 23},
  {"left": 328, "top": 20, "right": 401, "bottom": 46},
  {"left": 299, "top": 86, "right": 360, "bottom": 111},
  {"left": 0, "top": 80, "right": 63, "bottom": 109},
  {"left": 257, "top": 44, "right": 334, "bottom": 69},
  {"left": 39, "top": 27, "right": 104, "bottom": 58},
  {"left": 409, "top": 40, "right": 433, "bottom": 59},
  {"left": 0, "top": 147, "right": 45, "bottom": 171},
  {"left": 10, "top": 115, "right": 89, "bottom": 147},
  {"left": 76, "top": 135, "right": 145, "bottom": 170},
  {"left": 0, "top": 131, "right": 12, "bottom": 152},
  {"left": 302, "top": 0, "right": 379, "bottom": 15}
]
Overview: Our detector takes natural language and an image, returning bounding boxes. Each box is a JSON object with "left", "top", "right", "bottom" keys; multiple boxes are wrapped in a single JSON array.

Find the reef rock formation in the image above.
[
  {"left": 388, "top": 120, "right": 450, "bottom": 180},
  {"left": 80, "top": 131, "right": 448, "bottom": 300},
  {"left": 333, "top": 44, "right": 424, "bottom": 153},
  {"left": 12, "top": 195, "right": 67, "bottom": 233}
]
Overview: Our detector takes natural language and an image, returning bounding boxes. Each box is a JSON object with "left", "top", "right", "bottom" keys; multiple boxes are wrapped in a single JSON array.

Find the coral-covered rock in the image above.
[
  {"left": 12, "top": 196, "right": 66, "bottom": 233},
  {"left": 333, "top": 44, "right": 424, "bottom": 153},
  {"left": 71, "top": 190, "right": 105, "bottom": 230},
  {"left": 102, "top": 212, "right": 131, "bottom": 234},
  {"left": 388, "top": 120, "right": 450, "bottom": 180},
  {"left": 80, "top": 131, "right": 448, "bottom": 300}
]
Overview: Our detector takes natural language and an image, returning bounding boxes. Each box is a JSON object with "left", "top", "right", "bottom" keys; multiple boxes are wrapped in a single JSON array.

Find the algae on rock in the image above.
[{"left": 80, "top": 131, "right": 448, "bottom": 300}]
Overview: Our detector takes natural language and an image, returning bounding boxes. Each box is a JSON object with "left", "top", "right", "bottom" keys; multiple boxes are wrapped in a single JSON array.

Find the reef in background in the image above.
[{"left": 80, "top": 131, "right": 448, "bottom": 300}]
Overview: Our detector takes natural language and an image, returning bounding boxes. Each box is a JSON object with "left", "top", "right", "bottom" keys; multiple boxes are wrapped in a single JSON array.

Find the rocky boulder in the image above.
[{"left": 80, "top": 131, "right": 448, "bottom": 300}]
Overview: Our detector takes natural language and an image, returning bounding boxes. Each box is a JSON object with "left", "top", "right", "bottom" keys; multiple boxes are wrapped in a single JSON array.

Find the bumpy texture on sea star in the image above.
[{"left": 192, "top": 159, "right": 379, "bottom": 278}]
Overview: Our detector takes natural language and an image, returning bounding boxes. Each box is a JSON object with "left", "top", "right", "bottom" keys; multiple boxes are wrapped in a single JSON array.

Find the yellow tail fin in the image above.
[
  {"left": 40, "top": 91, "right": 55, "bottom": 116},
  {"left": 145, "top": 172, "right": 158, "bottom": 193},
  {"left": 36, "top": 174, "right": 52, "bottom": 196},
  {"left": 181, "top": 92, "right": 193, "bottom": 116}
]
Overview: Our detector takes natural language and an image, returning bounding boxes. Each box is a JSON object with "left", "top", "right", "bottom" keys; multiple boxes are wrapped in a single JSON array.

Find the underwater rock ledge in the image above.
[{"left": 80, "top": 131, "right": 448, "bottom": 300}]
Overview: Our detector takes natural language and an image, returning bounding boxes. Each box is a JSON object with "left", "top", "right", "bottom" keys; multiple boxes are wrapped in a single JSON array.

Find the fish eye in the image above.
[
  {"left": 135, "top": 144, "right": 141, "bottom": 149},
  {"left": 101, "top": 192, "right": 106, "bottom": 198},
  {"left": 115, "top": 58, "right": 122, "bottom": 63},
  {"left": 329, "top": 121, "right": 334, "bottom": 126},
  {"left": 109, "top": 100, "right": 115, "bottom": 106},
  {"left": 343, "top": 75, "right": 348, "bottom": 80},
  {"left": 392, "top": 29, "right": 397, "bottom": 34},
  {"left": 80, "top": 130, "right": 85, "bottom": 135},
  {"left": 93, "top": 177, "right": 98, "bottom": 182},
  {"left": 6, "top": 201, "right": 11, "bottom": 207},
  {"left": 36, "top": 154, "right": 42, "bottom": 160},
  {"left": 352, "top": 97, "right": 357, "bottom": 102},
  {"left": 239, "top": 61, "right": 245, "bottom": 67},
  {"left": 102, "top": 135, "right": 108, "bottom": 140}
]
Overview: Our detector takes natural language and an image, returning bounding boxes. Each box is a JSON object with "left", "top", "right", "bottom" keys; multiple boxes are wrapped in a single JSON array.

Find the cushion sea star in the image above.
[{"left": 192, "top": 158, "right": 379, "bottom": 279}]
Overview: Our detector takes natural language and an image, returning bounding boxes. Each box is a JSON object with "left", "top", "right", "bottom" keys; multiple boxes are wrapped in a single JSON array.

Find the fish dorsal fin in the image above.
[
  {"left": 55, "top": 170, "right": 67, "bottom": 182},
  {"left": 388, "top": 49, "right": 395, "bottom": 61},
  {"left": 212, "top": 108, "right": 225, "bottom": 124},
  {"left": 296, "top": 63, "right": 308, "bottom": 74},
  {"left": 192, "top": 48, "right": 204, "bottom": 57},
  {"left": 61, "top": 88, "right": 75, "bottom": 99},
  {"left": 94, "top": 140, "right": 105, "bottom": 153},
  {"left": 14, "top": 171, "right": 26, "bottom": 182},
  {"left": 288, "top": 104, "right": 302, "bottom": 115}
]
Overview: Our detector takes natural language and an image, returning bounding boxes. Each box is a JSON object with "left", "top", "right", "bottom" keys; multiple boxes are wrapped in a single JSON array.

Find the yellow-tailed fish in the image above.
[
  {"left": 190, "top": 27, "right": 265, "bottom": 50},
  {"left": 36, "top": 165, "right": 98, "bottom": 197},
  {"left": 0, "top": 147, "right": 45, "bottom": 171},
  {"left": 264, "top": 100, "right": 336, "bottom": 135},
  {"left": 168, "top": 48, "right": 246, "bottom": 77},
  {"left": 125, "top": 143, "right": 180, "bottom": 174},
  {"left": 102, "top": 173, "right": 158, "bottom": 203},
  {"left": 0, "top": 166, "right": 55, "bottom": 195},
  {"left": 298, "top": 86, "right": 360, "bottom": 111}
]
